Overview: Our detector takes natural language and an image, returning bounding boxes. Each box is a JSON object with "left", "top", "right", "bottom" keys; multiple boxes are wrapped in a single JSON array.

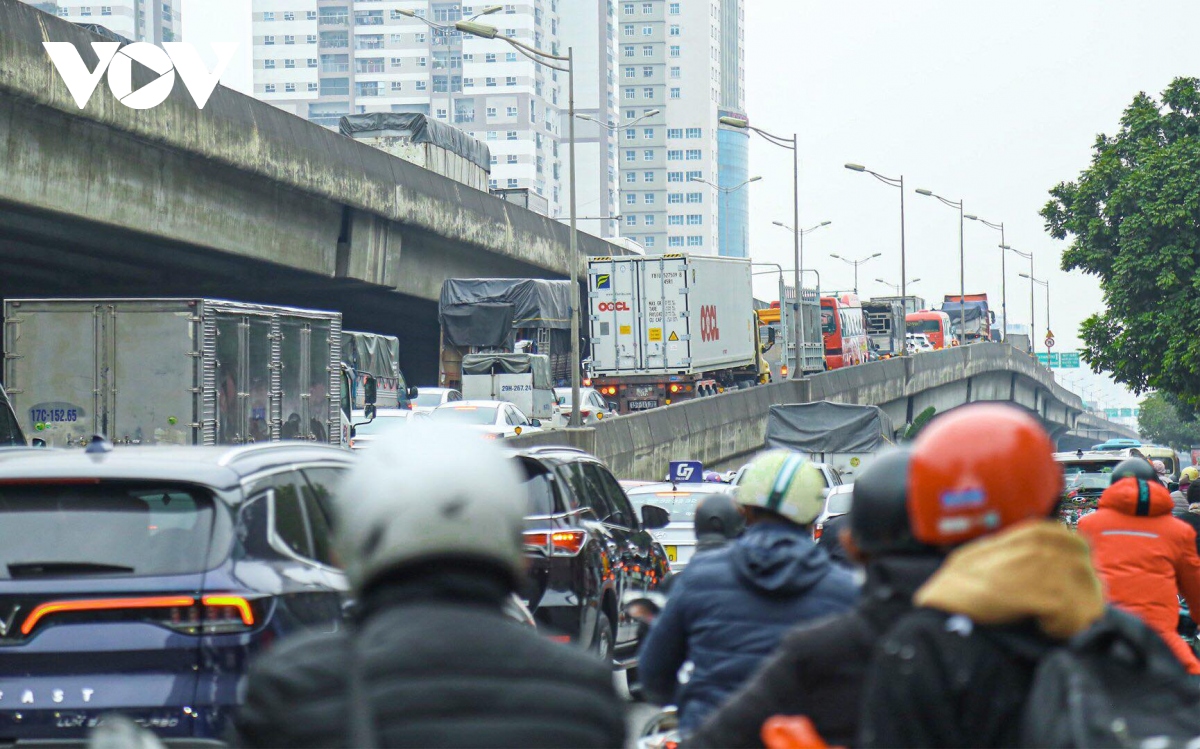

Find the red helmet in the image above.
[{"left": 907, "top": 404, "right": 1062, "bottom": 546}]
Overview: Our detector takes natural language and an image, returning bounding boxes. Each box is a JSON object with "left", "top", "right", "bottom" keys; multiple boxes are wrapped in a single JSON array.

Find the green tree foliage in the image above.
[
  {"left": 1042, "top": 77, "right": 1200, "bottom": 403},
  {"left": 904, "top": 406, "right": 936, "bottom": 441},
  {"left": 1137, "top": 392, "right": 1200, "bottom": 449}
]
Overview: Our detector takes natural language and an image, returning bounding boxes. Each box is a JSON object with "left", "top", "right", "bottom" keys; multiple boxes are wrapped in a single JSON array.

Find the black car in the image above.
[
  {"left": 0, "top": 440, "right": 353, "bottom": 743},
  {"left": 513, "top": 446, "right": 670, "bottom": 668}
]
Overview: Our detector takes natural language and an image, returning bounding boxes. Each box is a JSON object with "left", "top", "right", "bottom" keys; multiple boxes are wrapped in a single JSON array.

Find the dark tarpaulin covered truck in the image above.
[
  {"left": 438, "top": 279, "right": 573, "bottom": 392},
  {"left": 766, "top": 401, "right": 895, "bottom": 483},
  {"left": 341, "top": 331, "right": 413, "bottom": 409},
  {"left": 940, "top": 294, "right": 995, "bottom": 344}
]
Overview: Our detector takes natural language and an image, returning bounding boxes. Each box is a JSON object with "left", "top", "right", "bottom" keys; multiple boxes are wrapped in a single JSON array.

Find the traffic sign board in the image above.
[
  {"left": 1105, "top": 408, "right": 1121, "bottom": 419},
  {"left": 1059, "top": 352, "right": 1081, "bottom": 368},
  {"left": 1045, "top": 337, "right": 1055, "bottom": 349},
  {"left": 1037, "top": 352, "right": 1060, "bottom": 367}
]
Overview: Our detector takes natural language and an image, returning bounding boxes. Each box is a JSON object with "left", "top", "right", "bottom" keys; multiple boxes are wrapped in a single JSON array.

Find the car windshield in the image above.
[
  {"left": 626, "top": 489, "right": 703, "bottom": 523},
  {"left": 908, "top": 319, "right": 942, "bottom": 334},
  {"left": 0, "top": 482, "right": 216, "bottom": 579},
  {"left": 430, "top": 406, "right": 498, "bottom": 425},
  {"left": 1065, "top": 472, "right": 1111, "bottom": 491},
  {"left": 414, "top": 392, "right": 446, "bottom": 407},
  {"left": 353, "top": 413, "right": 411, "bottom": 435},
  {"left": 820, "top": 308, "right": 837, "bottom": 335}
]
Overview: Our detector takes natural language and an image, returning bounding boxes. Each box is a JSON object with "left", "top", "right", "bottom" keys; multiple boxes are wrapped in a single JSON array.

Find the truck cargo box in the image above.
[
  {"left": 461, "top": 353, "right": 555, "bottom": 420},
  {"left": 3, "top": 299, "right": 342, "bottom": 448},
  {"left": 587, "top": 254, "right": 755, "bottom": 377}
]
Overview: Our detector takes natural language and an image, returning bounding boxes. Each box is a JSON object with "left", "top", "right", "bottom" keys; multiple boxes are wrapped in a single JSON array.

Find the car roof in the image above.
[
  {"left": 353, "top": 408, "right": 415, "bottom": 417},
  {"left": 438, "top": 400, "right": 508, "bottom": 408},
  {"left": 1053, "top": 449, "right": 1139, "bottom": 464},
  {"left": 0, "top": 443, "right": 355, "bottom": 494},
  {"left": 509, "top": 445, "right": 599, "bottom": 465},
  {"left": 417, "top": 387, "right": 456, "bottom": 394}
]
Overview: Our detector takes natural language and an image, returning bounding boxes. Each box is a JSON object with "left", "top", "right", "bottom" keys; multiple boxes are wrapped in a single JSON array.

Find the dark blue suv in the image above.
[{"left": 0, "top": 442, "right": 353, "bottom": 744}]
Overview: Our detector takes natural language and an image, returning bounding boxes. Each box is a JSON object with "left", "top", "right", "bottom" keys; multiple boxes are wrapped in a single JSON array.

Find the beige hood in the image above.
[{"left": 915, "top": 520, "right": 1104, "bottom": 640}]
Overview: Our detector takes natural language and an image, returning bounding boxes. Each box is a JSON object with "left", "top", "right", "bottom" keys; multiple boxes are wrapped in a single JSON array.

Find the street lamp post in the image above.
[
  {"left": 844, "top": 164, "right": 908, "bottom": 323},
  {"left": 1008, "top": 247, "right": 1035, "bottom": 353},
  {"left": 399, "top": 6, "right": 503, "bottom": 124},
  {"left": 451, "top": 19, "right": 583, "bottom": 427},
  {"left": 875, "top": 277, "right": 920, "bottom": 294},
  {"left": 829, "top": 252, "right": 882, "bottom": 294},
  {"left": 915, "top": 188, "right": 966, "bottom": 342},
  {"left": 773, "top": 221, "right": 831, "bottom": 374},
  {"left": 964, "top": 215, "right": 1006, "bottom": 340},
  {"left": 573, "top": 110, "right": 659, "bottom": 235},
  {"left": 691, "top": 176, "right": 762, "bottom": 256},
  {"left": 720, "top": 116, "right": 805, "bottom": 378},
  {"left": 1020, "top": 272, "right": 1050, "bottom": 354}
]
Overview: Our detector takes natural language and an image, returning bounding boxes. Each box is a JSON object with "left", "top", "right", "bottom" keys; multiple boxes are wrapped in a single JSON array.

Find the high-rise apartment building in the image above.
[
  {"left": 614, "top": 0, "right": 745, "bottom": 255},
  {"left": 250, "top": 0, "right": 574, "bottom": 219},
  {"left": 22, "top": 1, "right": 180, "bottom": 43}
]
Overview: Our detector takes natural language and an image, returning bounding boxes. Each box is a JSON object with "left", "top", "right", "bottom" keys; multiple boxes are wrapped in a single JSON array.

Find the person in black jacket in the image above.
[
  {"left": 856, "top": 405, "right": 1105, "bottom": 749},
  {"left": 685, "top": 449, "right": 943, "bottom": 748},
  {"left": 233, "top": 425, "right": 626, "bottom": 749},
  {"left": 815, "top": 512, "right": 853, "bottom": 567}
]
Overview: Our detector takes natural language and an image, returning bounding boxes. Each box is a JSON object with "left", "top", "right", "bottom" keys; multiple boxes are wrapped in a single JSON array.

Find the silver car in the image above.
[{"left": 624, "top": 482, "right": 736, "bottom": 572}]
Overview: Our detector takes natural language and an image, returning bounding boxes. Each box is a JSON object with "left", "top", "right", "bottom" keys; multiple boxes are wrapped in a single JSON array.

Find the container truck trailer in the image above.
[
  {"left": 2, "top": 298, "right": 361, "bottom": 448},
  {"left": 586, "top": 254, "right": 766, "bottom": 413}
]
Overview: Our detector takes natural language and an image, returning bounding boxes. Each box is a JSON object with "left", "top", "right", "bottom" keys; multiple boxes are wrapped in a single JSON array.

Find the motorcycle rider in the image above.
[
  {"left": 233, "top": 425, "right": 626, "bottom": 748},
  {"left": 857, "top": 404, "right": 1106, "bottom": 748},
  {"left": 1076, "top": 457, "right": 1200, "bottom": 674},
  {"left": 692, "top": 493, "right": 745, "bottom": 557},
  {"left": 639, "top": 450, "right": 858, "bottom": 735},
  {"left": 686, "top": 449, "right": 944, "bottom": 748}
]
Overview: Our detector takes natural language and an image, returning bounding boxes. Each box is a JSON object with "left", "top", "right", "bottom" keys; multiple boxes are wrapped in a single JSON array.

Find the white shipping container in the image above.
[{"left": 588, "top": 254, "right": 756, "bottom": 376}]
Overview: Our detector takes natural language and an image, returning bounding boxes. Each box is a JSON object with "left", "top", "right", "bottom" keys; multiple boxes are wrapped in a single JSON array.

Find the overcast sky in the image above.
[{"left": 183, "top": 0, "right": 1199, "bottom": 411}]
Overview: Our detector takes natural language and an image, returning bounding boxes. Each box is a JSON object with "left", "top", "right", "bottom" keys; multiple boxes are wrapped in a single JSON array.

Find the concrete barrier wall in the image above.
[{"left": 509, "top": 343, "right": 1132, "bottom": 479}]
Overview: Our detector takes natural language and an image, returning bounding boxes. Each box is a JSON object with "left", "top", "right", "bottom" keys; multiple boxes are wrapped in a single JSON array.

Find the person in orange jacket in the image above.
[{"left": 1076, "top": 457, "right": 1200, "bottom": 674}]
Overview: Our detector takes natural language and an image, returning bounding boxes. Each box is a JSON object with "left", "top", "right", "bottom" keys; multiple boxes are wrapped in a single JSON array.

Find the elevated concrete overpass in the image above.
[
  {"left": 512, "top": 344, "right": 1139, "bottom": 480},
  {"left": 0, "top": 0, "right": 623, "bottom": 382}
]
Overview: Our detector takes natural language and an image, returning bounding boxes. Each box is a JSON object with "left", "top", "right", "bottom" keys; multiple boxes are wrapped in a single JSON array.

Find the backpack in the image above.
[{"left": 1019, "top": 607, "right": 1200, "bottom": 748}]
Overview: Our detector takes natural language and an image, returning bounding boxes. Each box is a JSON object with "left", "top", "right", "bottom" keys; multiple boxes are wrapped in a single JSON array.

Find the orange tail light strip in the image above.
[
  {"left": 22, "top": 596, "right": 196, "bottom": 635},
  {"left": 201, "top": 595, "right": 256, "bottom": 626}
]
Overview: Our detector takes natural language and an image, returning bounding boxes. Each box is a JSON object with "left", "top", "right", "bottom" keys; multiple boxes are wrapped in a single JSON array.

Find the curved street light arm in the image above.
[{"left": 867, "top": 170, "right": 902, "bottom": 188}]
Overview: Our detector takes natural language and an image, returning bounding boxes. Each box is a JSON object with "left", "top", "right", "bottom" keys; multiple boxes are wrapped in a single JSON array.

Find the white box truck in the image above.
[
  {"left": 3, "top": 298, "right": 352, "bottom": 448},
  {"left": 461, "top": 353, "right": 555, "bottom": 421},
  {"left": 587, "top": 254, "right": 765, "bottom": 413}
]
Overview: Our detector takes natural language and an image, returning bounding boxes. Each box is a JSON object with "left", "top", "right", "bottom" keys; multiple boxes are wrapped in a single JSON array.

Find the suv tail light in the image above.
[
  {"left": 813, "top": 524, "right": 824, "bottom": 541},
  {"left": 21, "top": 594, "right": 264, "bottom": 637},
  {"left": 524, "top": 530, "right": 587, "bottom": 556}
]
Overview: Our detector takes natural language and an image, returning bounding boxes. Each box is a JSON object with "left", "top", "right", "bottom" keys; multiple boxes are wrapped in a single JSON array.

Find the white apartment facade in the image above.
[
  {"left": 615, "top": 0, "right": 743, "bottom": 255},
  {"left": 23, "top": 0, "right": 180, "bottom": 43},
  {"left": 251, "top": 0, "right": 572, "bottom": 219}
]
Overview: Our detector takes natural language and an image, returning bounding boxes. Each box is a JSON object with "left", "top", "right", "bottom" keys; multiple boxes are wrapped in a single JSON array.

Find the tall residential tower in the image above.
[{"left": 22, "top": 0, "right": 180, "bottom": 43}]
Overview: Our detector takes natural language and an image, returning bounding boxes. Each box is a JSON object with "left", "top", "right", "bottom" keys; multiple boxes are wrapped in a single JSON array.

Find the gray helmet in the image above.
[
  {"left": 1111, "top": 457, "right": 1157, "bottom": 485},
  {"left": 694, "top": 493, "right": 744, "bottom": 540},
  {"left": 333, "top": 424, "right": 527, "bottom": 592}
]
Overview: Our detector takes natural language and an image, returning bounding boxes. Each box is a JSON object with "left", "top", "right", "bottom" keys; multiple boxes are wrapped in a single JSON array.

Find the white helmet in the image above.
[
  {"left": 735, "top": 450, "right": 826, "bottom": 526},
  {"left": 332, "top": 423, "right": 527, "bottom": 591}
]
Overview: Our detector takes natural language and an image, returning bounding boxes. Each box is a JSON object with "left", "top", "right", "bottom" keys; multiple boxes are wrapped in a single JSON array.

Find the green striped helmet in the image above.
[{"left": 735, "top": 450, "right": 826, "bottom": 525}]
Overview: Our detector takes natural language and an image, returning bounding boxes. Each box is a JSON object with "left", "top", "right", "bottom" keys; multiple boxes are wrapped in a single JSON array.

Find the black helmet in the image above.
[
  {"left": 850, "top": 449, "right": 929, "bottom": 556},
  {"left": 1111, "top": 457, "right": 1157, "bottom": 485},
  {"left": 694, "top": 494, "right": 744, "bottom": 540}
]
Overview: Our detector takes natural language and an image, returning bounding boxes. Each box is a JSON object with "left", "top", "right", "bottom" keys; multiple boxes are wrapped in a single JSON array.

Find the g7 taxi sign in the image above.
[{"left": 669, "top": 460, "right": 704, "bottom": 484}]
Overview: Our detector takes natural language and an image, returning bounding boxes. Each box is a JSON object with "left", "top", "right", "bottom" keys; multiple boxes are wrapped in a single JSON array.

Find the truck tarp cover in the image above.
[
  {"left": 940, "top": 304, "right": 987, "bottom": 330},
  {"left": 766, "top": 402, "right": 894, "bottom": 454},
  {"left": 461, "top": 353, "right": 552, "bottom": 389},
  {"left": 440, "top": 279, "right": 571, "bottom": 347},
  {"left": 339, "top": 112, "right": 491, "bottom": 172},
  {"left": 341, "top": 331, "right": 399, "bottom": 379}
]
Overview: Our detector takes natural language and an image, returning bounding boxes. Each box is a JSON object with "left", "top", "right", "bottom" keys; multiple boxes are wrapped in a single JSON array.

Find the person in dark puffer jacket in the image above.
[
  {"left": 638, "top": 451, "right": 858, "bottom": 736},
  {"left": 686, "top": 449, "right": 943, "bottom": 749},
  {"left": 233, "top": 425, "right": 625, "bottom": 749}
]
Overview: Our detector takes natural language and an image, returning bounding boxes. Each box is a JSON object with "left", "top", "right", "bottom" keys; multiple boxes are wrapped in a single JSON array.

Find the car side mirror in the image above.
[
  {"left": 349, "top": 425, "right": 357, "bottom": 439},
  {"left": 407, "top": 386, "right": 419, "bottom": 399},
  {"left": 31, "top": 438, "right": 46, "bottom": 448},
  {"left": 363, "top": 376, "right": 378, "bottom": 406},
  {"left": 641, "top": 504, "right": 670, "bottom": 530},
  {"left": 364, "top": 404, "right": 377, "bottom": 422},
  {"left": 530, "top": 419, "right": 542, "bottom": 427}
]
